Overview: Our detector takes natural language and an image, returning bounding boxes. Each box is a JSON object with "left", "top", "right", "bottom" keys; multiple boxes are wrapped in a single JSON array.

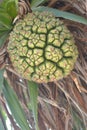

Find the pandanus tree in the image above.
[{"left": 0, "top": 0, "right": 87, "bottom": 130}]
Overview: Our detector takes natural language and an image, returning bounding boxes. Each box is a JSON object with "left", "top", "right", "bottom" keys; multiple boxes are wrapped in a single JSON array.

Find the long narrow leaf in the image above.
[
  {"left": 31, "top": 0, "right": 47, "bottom": 7},
  {"left": 0, "top": 26, "right": 11, "bottom": 32},
  {"left": 28, "top": 81, "right": 39, "bottom": 130},
  {"left": 0, "top": 7, "right": 7, "bottom": 12},
  {"left": 3, "top": 78, "right": 30, "bottom": 130},
  {"left": 0, "top": 32, "right": 9, "bottom": 48},
  {"left": 33, "top": 6, "right": 87, "bottom": 25},
  {"left": 0, "top": 106, "right": 8, "bottom": 130},
  {"left": 0, "top": 13, "right": 12, "bottom": 25},
  {"left": 0, "top": 120, "right": 5, "bottom": 130}
]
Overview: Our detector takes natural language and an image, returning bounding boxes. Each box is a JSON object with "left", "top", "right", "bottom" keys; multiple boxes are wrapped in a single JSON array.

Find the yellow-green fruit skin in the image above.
[{"left": 7, "top": 11, "right": 78, "bottom": 83}]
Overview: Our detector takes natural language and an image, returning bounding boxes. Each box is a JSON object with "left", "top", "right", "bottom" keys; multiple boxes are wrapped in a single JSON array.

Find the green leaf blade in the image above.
[
  {"left": 31, "top": 0, "right": 47, "bottom": 8},
  {"left": 0, "top": 106, "right": 8, "bottom": 130},
  {"left": 0, "top": 31, "right": 10, "bottom": 48},
  {"left": 3, "top": 78, "right": 30, "bottom": 130},
  {"left": 33, "top": 6, "right": 87, "bottom": 25},
  {"left": 0, "top": 13, "right": 12, "bottom": 27},
  {"left": 0, "top": 0, "right": 18, "bottom": 21},
  {"left": 28, "top": 81, "right": 39, "bottom": 130},
  {"left": 71, "top": 108, "right": 86, "bottom": 130},
  {"left": 5, "top": 0, "right": 18, "bottom": 19},
  {"left": 0, "top": 1, "right": 17, "bottom": 49}
]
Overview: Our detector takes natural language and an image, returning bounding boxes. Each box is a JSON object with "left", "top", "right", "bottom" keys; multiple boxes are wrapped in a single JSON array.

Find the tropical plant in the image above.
[{"left": 0, "top": 0, "right": 87, "bottom": 130}]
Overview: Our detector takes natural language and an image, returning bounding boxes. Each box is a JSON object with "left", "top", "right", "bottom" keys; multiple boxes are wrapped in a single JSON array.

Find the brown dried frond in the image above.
[
  {"left": 53, "top": 0, "right": 87, "bottom": 17},
  {"left": 18, "top": 0, "right": 32, "bottom": 16},
  {"left": 13, "top": 0, "right": 32, "bottom": 24},
  {"left": 0, "top": 42, "right": 8, "bottom": 69}
]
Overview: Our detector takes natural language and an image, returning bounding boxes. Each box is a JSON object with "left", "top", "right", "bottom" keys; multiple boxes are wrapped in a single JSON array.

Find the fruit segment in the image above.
[{"left": 7, "top": 11, "right": 78, "bottom": 83}]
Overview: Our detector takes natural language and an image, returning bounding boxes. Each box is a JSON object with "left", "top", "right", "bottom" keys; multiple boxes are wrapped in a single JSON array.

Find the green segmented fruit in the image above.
[{"left": 7, "top": 11, "right": 78, "bottom": 83}]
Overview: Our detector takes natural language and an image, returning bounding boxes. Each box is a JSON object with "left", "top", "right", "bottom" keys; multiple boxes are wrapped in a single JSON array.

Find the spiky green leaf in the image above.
[
  {"left": 33, "top": 6, "right": 87, "bottom": 25},
  {"left": 3, "top": 78, "right": 30, "bottom": 130},
  {"left": 28, "top": 81, "right": 39, "bottom": 130}
]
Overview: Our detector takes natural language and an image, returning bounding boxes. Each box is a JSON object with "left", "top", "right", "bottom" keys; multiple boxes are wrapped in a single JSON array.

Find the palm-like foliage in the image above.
[{"left": 0, "top": 0, "right": 87, "bottom": 130}]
